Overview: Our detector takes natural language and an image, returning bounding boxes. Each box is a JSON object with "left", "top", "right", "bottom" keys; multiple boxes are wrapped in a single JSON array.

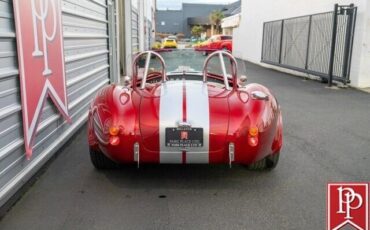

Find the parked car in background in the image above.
[
  {"left": 152, "top": 41, "right": 162, "bottom": 50},
  {"left": 190, "top": 37, "right": 198, "bottom": 43},
  {"left": 195, "top": 35, "right": 233, "bottom": 55},
  {"left": 209, "top": 35, "right": 233, "bottom": 52},
  {"left": 162, "top": 38, "right": 178, "bottom": 49},
  {"left": 167, "top": 35, "right": 178, "bottom": 41},
  {"left": 192, "top": 39, "right": 209, "bottom": 49}
]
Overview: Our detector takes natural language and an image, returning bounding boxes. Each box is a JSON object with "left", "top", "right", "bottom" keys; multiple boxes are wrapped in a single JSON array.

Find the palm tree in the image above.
[
  {"left": 191, "top": 25, "right": 204, "bottom": 38},
  {"left": 209, "top": 10, "right": 225, "bottom": 35}
]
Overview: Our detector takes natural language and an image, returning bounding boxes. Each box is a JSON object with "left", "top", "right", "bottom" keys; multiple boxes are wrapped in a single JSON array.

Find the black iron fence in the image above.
[{"left": 261, "top": 4, "right": 357, "bottom": 86}]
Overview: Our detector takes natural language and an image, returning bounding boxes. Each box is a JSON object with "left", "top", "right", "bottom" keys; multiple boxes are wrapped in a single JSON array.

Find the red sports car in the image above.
[
  {"left": 88, "top": 51, "right": 283, "bottom": 170},
  {"left": 195, "top": 35, "right": 233, "bottom": 55}
]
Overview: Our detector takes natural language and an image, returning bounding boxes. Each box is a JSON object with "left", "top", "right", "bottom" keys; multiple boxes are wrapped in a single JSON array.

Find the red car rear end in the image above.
[
  {"left": 208, "top": 35, "right": 233, "bottom": 52},
  {"left": 195, "top": 35, "right": 233, "bottom": 55}
]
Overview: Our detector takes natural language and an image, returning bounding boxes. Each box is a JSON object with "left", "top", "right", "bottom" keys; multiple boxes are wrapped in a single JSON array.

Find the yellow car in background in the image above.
[
  {"left": 151, "top": 42, "right": 162, "bottom": 50},
  {"left": 162, "top": 38, "right": 177, "bottom": 49}
]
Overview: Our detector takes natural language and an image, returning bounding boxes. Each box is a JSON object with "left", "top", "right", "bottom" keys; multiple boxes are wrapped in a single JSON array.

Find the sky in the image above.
[{"left": 156, "top": 0, "right": 238, "bottom": 10}]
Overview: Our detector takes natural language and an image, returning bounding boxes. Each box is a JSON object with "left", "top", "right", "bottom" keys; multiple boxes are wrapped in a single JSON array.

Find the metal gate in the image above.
[{"left": 261, "top": 4, "right": 357, "bottom": 86}]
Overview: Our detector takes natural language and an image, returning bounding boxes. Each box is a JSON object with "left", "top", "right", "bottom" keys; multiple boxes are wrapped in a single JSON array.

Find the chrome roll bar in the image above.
[
  {"left": 132, "top": 51, "right": 167, "bottom": 89},
  {"left": 202, "top": 51, "right": 238, "bottom": 90}
]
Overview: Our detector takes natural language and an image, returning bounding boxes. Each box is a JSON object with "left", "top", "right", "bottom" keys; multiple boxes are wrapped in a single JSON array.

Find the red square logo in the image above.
[
  {"left": 328, "top": 183, "right": 369, "bottom": 230},
  {"left": 180, "top": 131, "right": 188, "bottom": 140}
]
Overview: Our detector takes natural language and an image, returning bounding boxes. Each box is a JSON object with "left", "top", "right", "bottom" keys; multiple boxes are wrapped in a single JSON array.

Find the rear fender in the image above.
[
  {"left": 272, "top": 110, "right": 283, "bottom": 154},
  {"left": 228, "top": 84, "right": 280, "bottom": 164},
  {"left": 221, "top": 41, "right": 232, "bottom": 51},
  {"left": 88, "top": 85, "right": 139, "bottom": 162}
]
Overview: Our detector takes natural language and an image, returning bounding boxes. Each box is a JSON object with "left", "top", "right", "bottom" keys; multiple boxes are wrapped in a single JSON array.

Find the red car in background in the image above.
[{"left": 195, "top": 35, "right": 233, "bottom": 55}]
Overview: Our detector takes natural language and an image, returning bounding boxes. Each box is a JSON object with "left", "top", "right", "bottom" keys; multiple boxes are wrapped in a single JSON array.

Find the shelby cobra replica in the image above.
[{"left": 88, "top": 51, "right": 283, "bottom": 169}]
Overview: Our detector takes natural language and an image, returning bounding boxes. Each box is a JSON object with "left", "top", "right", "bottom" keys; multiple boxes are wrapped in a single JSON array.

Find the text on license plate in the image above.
[{"left": 165, "top": 127, "right": 203, "bottom": 147}]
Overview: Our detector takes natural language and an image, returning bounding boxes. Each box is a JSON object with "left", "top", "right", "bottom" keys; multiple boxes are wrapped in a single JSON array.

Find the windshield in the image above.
[
  {"left": 163, "top": 49, "right": 205, "bottom": 73},
  {"left": 135, "top": 49, "right": 245, "bottom": 87},
  {"left": 137, "top": 49, "right": 246, "bottom": 78},
  {"left": 221, "top": 36, "right": 232, "bottom": 40}
]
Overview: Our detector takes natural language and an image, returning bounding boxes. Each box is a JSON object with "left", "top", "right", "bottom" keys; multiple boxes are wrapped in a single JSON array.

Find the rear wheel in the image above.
[
  {"left": 248, "top": 152, "right": 280, "bottom": 170},
  {"left": 266, "top": 152, "right": 280, "bottom": 169},
  {"left": 247, "top": 158, "right": 266, "bottom": 170},
  {"left": 89, "top": 148, "right": 118, "bottom": 170}
]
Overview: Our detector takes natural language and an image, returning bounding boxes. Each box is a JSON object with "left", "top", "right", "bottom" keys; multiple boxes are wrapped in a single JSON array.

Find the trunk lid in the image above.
[{"left": 139, "top": 80, "right": 230, "bottom": 163}]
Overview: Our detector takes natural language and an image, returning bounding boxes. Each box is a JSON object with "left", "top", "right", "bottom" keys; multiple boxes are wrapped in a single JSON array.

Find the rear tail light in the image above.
[
  {"left": 109, "top": 126, "right": 120, "bottom": 146},
  {"left": 248, "top": 136, "right": 258, "bottom": 147},
  {"left": 248, "top": 127, "right": 259, "bottom": 147},
  {"left": 109, "top": 136, "right": 120, "bottom": 146},
  {"left": 109, "top": 126, "right": 120, "bottom": 136},
  {"left": 249, "top": 127, "right": 259, "bottom": 137}
]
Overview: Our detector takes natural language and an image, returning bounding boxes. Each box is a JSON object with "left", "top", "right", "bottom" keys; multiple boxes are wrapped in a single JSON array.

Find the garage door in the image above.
[{"left": 0, "top": 0, "right": 115, "bottom": 207}]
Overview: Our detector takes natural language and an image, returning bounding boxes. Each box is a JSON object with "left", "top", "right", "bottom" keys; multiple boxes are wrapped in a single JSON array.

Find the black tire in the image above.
[
  {"left": 266, "top": 152, "right": 280, "bottom": 169},
  {"left": 248, "top": 152, "right": 280, "bottom": 170},
  {"left": 247, "top": 158, "right": 266, "bottom": 170},
  {"left": 89, "top": 148, "right": 118, "bottom": 170}
]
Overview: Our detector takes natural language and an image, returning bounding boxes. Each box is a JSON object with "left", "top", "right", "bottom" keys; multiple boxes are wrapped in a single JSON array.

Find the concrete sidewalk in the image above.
[
  {"left": 359, "top": 87, "right": 370, "bottom": 93},
  {"left": 0, "top": 61, "right": 369, "bottom": 230}
]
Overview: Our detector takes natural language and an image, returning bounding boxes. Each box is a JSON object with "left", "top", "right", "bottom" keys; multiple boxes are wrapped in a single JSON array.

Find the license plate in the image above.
[{"left": 165, "top": 127, "right": 203, "bottom": 148}]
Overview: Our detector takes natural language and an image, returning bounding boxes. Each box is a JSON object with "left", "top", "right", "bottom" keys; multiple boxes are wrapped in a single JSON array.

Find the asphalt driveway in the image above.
[{"left": 0, "top": 51, "right": 369, "bottom": 230}]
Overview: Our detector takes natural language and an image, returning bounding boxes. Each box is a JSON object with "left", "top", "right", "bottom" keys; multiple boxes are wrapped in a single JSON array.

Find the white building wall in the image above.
[{"left": 233, "top": 0, "right": 370, "bottom": 88}]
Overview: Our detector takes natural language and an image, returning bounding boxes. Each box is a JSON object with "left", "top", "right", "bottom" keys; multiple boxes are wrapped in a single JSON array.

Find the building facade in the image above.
[
  {"left": 221, "top": 1, "right": 241, "bottom": 36},
  {"left": 122, "top": 0, "right": 155, "bottom": 76},
  {"left": 156, "top": 10, "right": 183, "bottom": 35},
  {"left": 0, "top": 0, "right": 154, "bottom": 211},
  {"left": 233, "top": 0, "right": 370, "bottom": 88},
  {"left": 156, "top": 2, "right": 240, "bottom": 38},
  {"left": 0, "top": 0, "right": 119, "bottom": 209}
]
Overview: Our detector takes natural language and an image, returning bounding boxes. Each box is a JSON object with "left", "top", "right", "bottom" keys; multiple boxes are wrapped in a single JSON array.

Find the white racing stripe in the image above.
[
  {"left": 159, "top": 81, "right": 183, "bottom": 163},
  {"left": 185, "top": 81, "right": 210, "bottom": 163},
  {"left": 159, "top": 80, "right": 210, "bottom": 164}
]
